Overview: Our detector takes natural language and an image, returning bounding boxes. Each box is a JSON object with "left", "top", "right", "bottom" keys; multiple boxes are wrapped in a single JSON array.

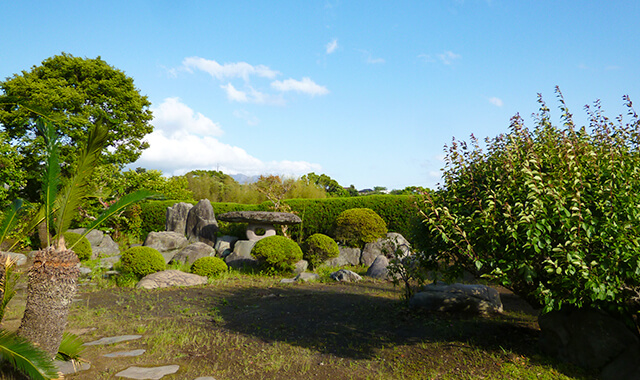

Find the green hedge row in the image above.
[{"left": 139, "top": 195, "right": 425, "bottom": 244}]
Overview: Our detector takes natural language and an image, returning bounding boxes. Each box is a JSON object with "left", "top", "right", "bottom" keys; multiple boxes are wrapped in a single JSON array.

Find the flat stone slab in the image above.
[
  {"left": 136, "top": 270, "right": 208, "bottom": 289},
  {"left": 84, "top": 335, "right": 142, "bottom": 346},
  {"left": 115, "top": 365, "right": 180, "bottom": 379},
  {"left": 54, "top": 359, "right": 91, "bottom": 375},
  {"left": 217, "top": 211, "right": 302, "bottom": 225},
  {"left": 103, "top": 349, "right": 146, "bottom": 357}
]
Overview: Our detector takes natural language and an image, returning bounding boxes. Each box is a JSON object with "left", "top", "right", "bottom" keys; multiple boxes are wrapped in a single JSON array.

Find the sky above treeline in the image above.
[{"left": 1, "top": 1, "right": 639, "bottom": 190}]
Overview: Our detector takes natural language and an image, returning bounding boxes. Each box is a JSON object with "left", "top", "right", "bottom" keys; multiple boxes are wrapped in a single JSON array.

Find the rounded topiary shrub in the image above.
[
  {"left": 334, "top": 208, "right": 388, "bottom": 247},
  {"left": 64, "top": 231, "right": 92, "bottom": 261},
  {"left": 304, "top": 233, "right": 339, "bottom": 268},
  {"left": 120, "top": 246, "right": 166, "bottom": 277},
  {"left": 251, "top": 235, "right": 303, "bottom": 273},
  {"left": 191, "top": 256, "right": 228, "bottom": 278}
]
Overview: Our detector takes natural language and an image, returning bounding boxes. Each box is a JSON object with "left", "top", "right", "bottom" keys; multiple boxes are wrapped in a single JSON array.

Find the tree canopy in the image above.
[{"left": 0, "top": 53, "right": 153, "bottom": 201}]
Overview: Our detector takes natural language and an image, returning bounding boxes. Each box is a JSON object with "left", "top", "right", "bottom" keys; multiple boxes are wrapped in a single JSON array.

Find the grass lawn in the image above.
[{"left": 3, "top": 269, "right": 596, "bottom": 379}]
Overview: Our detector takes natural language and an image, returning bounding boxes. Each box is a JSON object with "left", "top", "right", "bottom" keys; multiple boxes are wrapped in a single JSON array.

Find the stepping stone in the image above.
[
  {"left": 54, "top": 359, "right": 91, "bottom": 375},
  {"left": 115, "top": 365, "right": 180, "bottom": 379},
  {"left": 84, "top": 335, "right": 142, "bottom": 346},
  {"left": 103, "top": 349, "right": 146, "bottom": 358}
]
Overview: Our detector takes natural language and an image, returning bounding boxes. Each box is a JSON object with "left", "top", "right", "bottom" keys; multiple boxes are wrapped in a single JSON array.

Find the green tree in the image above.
[
  {"left": 0, "top": 132, "right": 25, "bottom": 205},
  {"left": 301, "top": 172, "right": 348, "bottom": 197},
  {"left": 0, "top": 52, "right": 153, "bottom": 201},
  {"left": 418, "top": 89, "right": 640, "bottom": 319}
]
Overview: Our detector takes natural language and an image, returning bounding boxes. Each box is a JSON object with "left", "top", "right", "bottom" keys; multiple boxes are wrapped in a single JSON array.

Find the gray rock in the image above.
[
  {"left": 136, "top": 270, "right": 208, "bottom": 290},
  {"left": 103, "top": 349, "right": 146, "bottom": 358},
  {"left": 366, "top": 255, "right": 390, "bottom": 280},
  {"left": 170, "top": 242, "right": 215, "bottom": 266},
  {"left": 225, "top": 240, "right": 258, "bottom": 269},
  {"left": 84, "top": 335, "right": 142, "bottom": 346},
  {"left": 93, "top": 234, "right": 120, "bottom": 258},
  {"left": 217, "top": 211, "right": 302, "bottom": 225},
  {"left": 539, "top": 306, "right": 640, "bottom": 378},
  {"left": 185, "top": 199, "right": 218, "bottom": 246},
  {"left": 165, "top": 202, "right": 193, "bottom": 234},
  {"left": 214, "top": 235, "right": 239, "bottom": 257},
  {"left": 99, "top": 255, "right": 121, "bottom": 269},
  {"left": 115, "top": 365, "right": 180, "bottom": 379},
  {"left": 143, "top": 231, "right": 189, "bottom": 263},
  {"left": 322, "top": 246, "right": 361, "bottom": 267},
  {"left": 362, "top": 233, "right": 413, "bottom": 267},
  {"left": 294, "top": 272, "right": 320, "bottom": 282},
  {"left": 54, "top": 359, "right": 90, "bottom": 375},
  {"left": 68, "top": 228, "right": 103, "bottom": 247},
  {"left": 410, "top": 282, "right": 503, "bottom": 314},
  {"left": 0, "top": 251, "right": 27, "bottom": 266},
  {"left": 294, "top": 260, "right": 308, "bottom": 274},
  {"left": 330, "top": 269, "right": 362, "bottom": 282},
  {"left": 280, "top": 278, "right": 296, "bottom": 284},
  {"left": 78, "top": 266, "right": 93, "bottom": 277}
]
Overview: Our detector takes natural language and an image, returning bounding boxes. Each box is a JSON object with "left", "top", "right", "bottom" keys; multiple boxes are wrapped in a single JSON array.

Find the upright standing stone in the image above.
[
  {"left": 185, "top": 200, "right": 218, "bottom": 246},
  {"left": 165, "top": 202, "right": 193, "bottom": 234}
]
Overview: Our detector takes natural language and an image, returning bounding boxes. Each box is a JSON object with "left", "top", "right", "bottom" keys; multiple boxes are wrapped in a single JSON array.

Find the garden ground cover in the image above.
[{"left": 3, "top": 273, "right": 595, "bottom": 379}]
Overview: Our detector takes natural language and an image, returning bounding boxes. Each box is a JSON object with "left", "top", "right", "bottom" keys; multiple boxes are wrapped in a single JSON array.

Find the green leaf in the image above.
[
  {"left": 55, "top": 332, "right": 84, "bottom": 361},
  {"left": 0, "top": 199, "right": 24, "bottom": 247},
  {"left": 37, "top": 118, "right": 61, "bottom": 248},
  {"left": 53, "top": 118, "right": 109, "bottom": 244},
  {"left": 0, "top": 329, "right": 60, "bottom": 380}
]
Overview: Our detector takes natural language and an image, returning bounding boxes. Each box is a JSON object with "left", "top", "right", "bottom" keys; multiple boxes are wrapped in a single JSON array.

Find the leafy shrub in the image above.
[
  {"left": 334, "top": 208, "right": 387, "bottom": 247},
  {"left": 191, "top": 256, "right": 228, "bottom": 277},
  {"left": 120, "top": 246, "right": 165, "bottom": 277},
  {"left": 419, "top": 89, "right": 640, "bottom": 316},
  {"left": 251, "top": 235, "right": 303, "bottom": 273},
  {"left": 303, "top": 233, "right": 339, "bottom": 268},
  {"left": 64, "top": 231, "right": 92, "bottom": 261}
]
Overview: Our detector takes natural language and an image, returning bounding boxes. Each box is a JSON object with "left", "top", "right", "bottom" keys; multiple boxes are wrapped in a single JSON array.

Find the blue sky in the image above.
[{"left": 1, "top": 1, "right": 639, "bottom": 190}]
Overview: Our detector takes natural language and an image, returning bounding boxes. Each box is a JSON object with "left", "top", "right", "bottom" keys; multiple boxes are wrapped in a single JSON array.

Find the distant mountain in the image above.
[{"left": 231, "top": 174, "right": 262, "bottom": 184}]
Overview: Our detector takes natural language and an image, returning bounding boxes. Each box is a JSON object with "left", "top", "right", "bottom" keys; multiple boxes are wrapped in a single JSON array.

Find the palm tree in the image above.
[{"left": 4, "top": 116, "right": 155, "bottom": 359}]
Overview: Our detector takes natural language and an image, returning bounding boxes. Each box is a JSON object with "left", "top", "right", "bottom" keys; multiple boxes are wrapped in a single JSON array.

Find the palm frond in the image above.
[
  {"left": 0, "top": 199, "right": 24, "bottom": 247},
  {"left": 0, "top": 330, "right": 60, "bottom": 380},
  {"left": 72, "top": 190, "right": 159, "bottom": 251},
  {"left": 53, "top": 118, "right": 109, "bottom": 245},
  {"left": 55, "top": 332, "right": 84, "bottom": 362},
  {"left": 0, "top": 255, "right": 20, "bottom": 323},
  {"left": 36, "top": 118, "right": 61, "bottom": 249}
]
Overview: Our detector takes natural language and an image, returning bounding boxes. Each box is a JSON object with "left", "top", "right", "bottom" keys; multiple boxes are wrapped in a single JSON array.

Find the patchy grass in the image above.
[{"left": 46, "top": 272, "right": 595, "bottom": 380}]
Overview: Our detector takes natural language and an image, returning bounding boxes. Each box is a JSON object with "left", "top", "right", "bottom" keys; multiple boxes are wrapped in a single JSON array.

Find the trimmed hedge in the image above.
[
  {"left": 191, "top": 256, "right": 228, "bottom": 278},
  {"left": 303, "top": 233, "right": 339, "bottom": 268},
  {"left": 251, "top": 235, "right": 303, "bottom": 273},
  {"left": 136, "top": 195, "right": 424, "bottom": 244},
  {"left": 120, "top": 246, "right": 166, "bottom": 277},
  {"left": 335, "top": 208, "right": 387, "bottom": 247}
]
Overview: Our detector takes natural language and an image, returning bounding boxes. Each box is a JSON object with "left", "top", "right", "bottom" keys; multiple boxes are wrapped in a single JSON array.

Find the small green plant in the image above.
[
  {"left": 251, "top": 235, "right": 303, "bottom": 273},
  {"left": 191, "top": 256, "right": 228, "bottom": 278},
  {"left": 303, "top": 233, "right": 339, "bottom": 269},
  {"left": 62, "top": 231, "right": 92, "bottom": 261},
  {"left": 120, "top": 246, "right": 166, "bottom": 277},
  {"left": 334, "top": 208, "right": 387, "bottom": 247},
  {"left": 55, "top": 332, "right": 85, "bottom": 362}
]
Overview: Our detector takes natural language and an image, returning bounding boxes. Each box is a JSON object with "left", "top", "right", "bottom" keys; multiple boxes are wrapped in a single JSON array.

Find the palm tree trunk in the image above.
[{"left": 17, "top": 247, "right": 79, "bottom": 358}]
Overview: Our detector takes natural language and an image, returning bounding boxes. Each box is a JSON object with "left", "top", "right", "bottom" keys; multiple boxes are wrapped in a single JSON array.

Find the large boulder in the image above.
[
  {"left": 410, "top": 282, "right": 503, "bottom": 314},
  {"left": 330, "top": 269, "right": 362, "bottom": 282},
  {"left": 361, "top": 233, "right": 412, "bottom": 267},
  {"left": 185, "top": 199, "right": 218, "bottom": 246},
  {"left": 136, "top": 270, "right": 207, "bottom": 289},
  {"left": 214, "top": 235, "right": 239, "bottom": 258},
  {"left": 321, "top": 246, "right": 361, "bottom": 267},
  {"left": 224, "top": 240, "right": 258, "bottom": 269},
  {"left": 0, "top": 251, "right": 27, "bottom": 266},
  {"left": 539, "top": 306, "right": 640, "bottom": 380},
  {"left": 143, "top": 231, "right": 189, "bottom": 263},
  {"left": 165, "top": 202, "right": 193, "bottom": 234},
  {"left": 366, "top": 255, "right": 390, "bottom": 280},
  {"left": 170, "top": 242, "right": 215, "bottom": 266},
  {"left": 68, "top": 228, "right": 119, "bottom": 258}
]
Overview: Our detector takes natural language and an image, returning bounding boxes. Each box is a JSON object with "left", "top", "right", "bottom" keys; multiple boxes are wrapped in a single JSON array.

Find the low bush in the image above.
[
  {"left": 64, "top": 231, "right": 92, "bottom": 261},
  {"left": 251, "top": 235, "right": 303, "bottom": 273},
  {"left": 120, "top": 246, "right": 165, "bottom": 277},
  {"left": 191, "top": 256, "right": 228, "bottom": 277},
  {"left": 334, "top": 208, "right": 387, "bottom": 247},
  {"left": 303, "top": 233, "right": 339, "bottom": 268}
]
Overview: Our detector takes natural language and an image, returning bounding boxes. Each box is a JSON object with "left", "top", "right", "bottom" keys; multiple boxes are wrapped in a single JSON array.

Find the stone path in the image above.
[{"left": 55, "top": 334, "right": 217, "bottom": 379}]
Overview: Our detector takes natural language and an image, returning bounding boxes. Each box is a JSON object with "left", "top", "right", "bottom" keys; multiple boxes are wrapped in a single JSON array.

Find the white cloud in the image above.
[
  {"left": 437, "top": 51, "right": 461, "bottom": 65},
  {"left": 489, "top": 97, "right": 504, "bottom": 107},
  {"left": 182, "top": 56, "right": 279, "bottom": 81},
  {"left": 153, "top": 97, "right": 223, "bottom": 136},
  {"left": 134, "top": 98, "right": 320, "bottom": 176},
  {"left": 358, "top": 50, "right": 385, "bottom": 64},
  {"left": 220, "top": 83, "right": 249, "bottom": 102},
  {"left": 233, "top": 109, "right": 260, "bottom": 126},
  {"left": 326, "top": 39, "right": 338, "bottom": 54},
  {"left": 271, "top": 77, "right": 329, "bottom": 96}
]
